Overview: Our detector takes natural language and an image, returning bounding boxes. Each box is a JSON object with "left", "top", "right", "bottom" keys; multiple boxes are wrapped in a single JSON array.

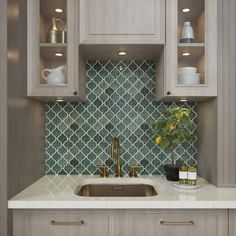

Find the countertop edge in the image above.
[{"left": 8, "top": 201, "right": 236, "bottom": 209}]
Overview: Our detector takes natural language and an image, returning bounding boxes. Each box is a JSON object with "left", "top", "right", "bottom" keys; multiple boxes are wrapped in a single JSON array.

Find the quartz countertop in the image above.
[{"left": 8, "top": 175, "right": 236, "bottom": 209}]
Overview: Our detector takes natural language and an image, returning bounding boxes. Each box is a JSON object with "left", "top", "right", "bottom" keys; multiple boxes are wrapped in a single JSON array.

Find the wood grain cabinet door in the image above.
[
  {"left": 229, "top": 210, "right": 236, "bottom": 236},
  {"left": 14, "top": 210, "right": 111, "bottom": 236},
  {"left": 80, "top": 0, "right": 165, "bottom": 44},
  {"left": 114, "top": 210, "right": 228, "bottom": 236}
]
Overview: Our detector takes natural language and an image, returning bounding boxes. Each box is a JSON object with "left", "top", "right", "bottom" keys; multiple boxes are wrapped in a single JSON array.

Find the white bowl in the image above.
[
  {"left": 178, "top": 67, "right": 197, "bottom": 74},
  {"left": 177, "top": 73, "right": 200, "bottom": 85}
]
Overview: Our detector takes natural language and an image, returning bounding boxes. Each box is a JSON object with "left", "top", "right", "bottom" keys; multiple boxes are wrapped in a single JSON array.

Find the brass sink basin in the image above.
[{"left": 76, "top": 183, "right": 157, "bottom": 197}]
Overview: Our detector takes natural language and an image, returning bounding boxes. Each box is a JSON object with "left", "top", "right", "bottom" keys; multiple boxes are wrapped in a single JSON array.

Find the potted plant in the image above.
[{"left": 151, "top": 106, "right": 196, "bottom": 181}]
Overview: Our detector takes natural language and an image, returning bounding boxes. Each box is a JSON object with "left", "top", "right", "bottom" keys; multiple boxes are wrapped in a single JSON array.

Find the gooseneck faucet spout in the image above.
[{"left": 111, "top": 138, "right": 123, "bottom": 177}]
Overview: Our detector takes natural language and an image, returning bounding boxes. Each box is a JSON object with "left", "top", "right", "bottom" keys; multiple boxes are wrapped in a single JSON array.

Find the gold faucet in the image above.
[{"left": 111, "top": 138, "right": 123, "bottom": 177}]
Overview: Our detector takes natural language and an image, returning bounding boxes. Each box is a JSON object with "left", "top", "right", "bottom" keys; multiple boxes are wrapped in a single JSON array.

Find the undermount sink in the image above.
[{"left": 75, "top": 178, "right": 158, "bottom": 197}]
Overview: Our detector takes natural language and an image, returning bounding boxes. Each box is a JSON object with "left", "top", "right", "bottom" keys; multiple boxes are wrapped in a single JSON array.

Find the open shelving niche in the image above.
[
  {"left": 39, "top": 0, "right": 68, "bottom": 86},
  {"left": 177, "top": 0, "right": 205, "bottom": 86}
]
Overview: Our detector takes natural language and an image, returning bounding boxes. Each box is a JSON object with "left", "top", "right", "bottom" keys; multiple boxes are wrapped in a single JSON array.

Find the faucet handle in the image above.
[
  {"left": 129, "top": 164, "right": 143, "bottom": 178},
  {"left": 96, "top": 164, "right": 109, "bottom": 178}
]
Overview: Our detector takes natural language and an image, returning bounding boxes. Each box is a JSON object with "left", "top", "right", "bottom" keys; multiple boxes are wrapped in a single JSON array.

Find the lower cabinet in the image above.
[
  {"left": 13, "top": 209, "right": 228, "bottom": 236},
  {"left": 113, "top": 210, "right": 228, "bottom": 236},
  {"left": 229, "top": 210, "right": 236, "bottom": 236},
  {"left": 13, "top": 210, "right": 110, "bottom": 236}
]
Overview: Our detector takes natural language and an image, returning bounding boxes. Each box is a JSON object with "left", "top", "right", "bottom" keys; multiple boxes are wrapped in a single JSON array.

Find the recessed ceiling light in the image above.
[
  {"left": 182, "top": 52, "right": 190, "bottom": 56},
  {"left": 182, "top": 8, "right": 190, "bottom": 13},
  {"left": 180, "top": 99, "right": 188, "bottom": 102},
  {"left": 55, "top": 8, "right": 63, "bottom": 13},
  {"left": 55, "top": 52, "right": 63, "bottom": 57},
  {"left": 56, "top": 98, "right": 64, "bottom": 102},
  {"left": 118, "top": 51, "right": 127, "bottom": 56}
]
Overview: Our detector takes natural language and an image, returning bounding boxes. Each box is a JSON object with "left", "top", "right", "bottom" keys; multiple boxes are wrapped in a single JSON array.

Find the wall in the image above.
[
  {"left": 45, "top": 61, "right": 198, "bottom": 175},
  {"left": 4, "top": 0, "right": 45, "bottom": 235},
  {"left": 0, "top": 1, "right": 8, "bottom": 235}
]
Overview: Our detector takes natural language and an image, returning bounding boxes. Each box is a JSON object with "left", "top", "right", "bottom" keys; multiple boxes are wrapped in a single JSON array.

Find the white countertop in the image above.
[{"left": 8, "top": 175, "right": 236, "bottom": 209}]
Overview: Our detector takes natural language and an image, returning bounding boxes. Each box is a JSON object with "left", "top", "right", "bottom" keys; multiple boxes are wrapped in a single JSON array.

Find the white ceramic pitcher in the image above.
[{"left": 42, "top": 66, "right": 65, "bottom": 85}]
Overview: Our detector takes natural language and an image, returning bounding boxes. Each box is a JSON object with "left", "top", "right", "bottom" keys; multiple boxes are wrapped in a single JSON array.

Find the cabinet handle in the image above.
[
  {"left": 73, "top": 91, "right": 78, "bottom": 96},
  {"left": 160, "top": 220, "right": 194, "bottom": 225},
  {"left": 51, "top": 220, "right": 85, "bottom": 226}
]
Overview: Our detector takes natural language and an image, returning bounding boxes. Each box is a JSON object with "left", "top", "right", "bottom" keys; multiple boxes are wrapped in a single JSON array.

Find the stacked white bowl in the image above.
[{"left": 177, "top": 67, "right": 201, "bottom": 85}]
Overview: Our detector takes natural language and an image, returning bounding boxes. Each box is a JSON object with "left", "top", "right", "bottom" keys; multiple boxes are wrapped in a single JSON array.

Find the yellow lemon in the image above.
[
  {"left": 182, "top": 111, "right": 189, "bottom": 117},
  {"left": 155, "top": 136, "right": 161, "bottom": 144}
]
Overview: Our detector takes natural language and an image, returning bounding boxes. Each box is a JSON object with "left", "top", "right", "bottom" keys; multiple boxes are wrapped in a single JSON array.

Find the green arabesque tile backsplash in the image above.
[{"left": 45, "top": 61, "right": 197, "bottom": 175}]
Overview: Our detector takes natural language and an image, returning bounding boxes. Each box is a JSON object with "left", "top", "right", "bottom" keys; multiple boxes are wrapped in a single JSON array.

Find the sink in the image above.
[{"left": 75, "top": 178, "right": 158, "bottom": 197}]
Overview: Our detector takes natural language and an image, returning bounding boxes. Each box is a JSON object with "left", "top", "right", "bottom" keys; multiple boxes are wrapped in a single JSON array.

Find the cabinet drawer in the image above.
[
  {"left": 14, "top": 210, "right": 110, "bottom": 236},
  {"left": 116, "top": 210, "right": 228, "bottom": 236}
]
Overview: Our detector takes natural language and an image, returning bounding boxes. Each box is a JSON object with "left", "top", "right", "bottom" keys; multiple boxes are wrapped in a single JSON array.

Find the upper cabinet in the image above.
[
  {"left": 27, "top": 0, "right": 218, "bottom": 102},
  {"left": 156, "top": 0, "right": 217, "bottom": 101},
  {"left": 27, "top": 0, "right": 85, "bottom": 102},
  {"left": 79, "top": 0, "right": 165, "bottom": 44},
  {"left": 79, "top": 0, "right": 165, "bottom": 61}
]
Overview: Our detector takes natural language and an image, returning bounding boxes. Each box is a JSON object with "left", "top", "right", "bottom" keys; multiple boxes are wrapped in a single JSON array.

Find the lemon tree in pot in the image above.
[{"left": 151, "top": 107, "right": 196, "bottom": 181}]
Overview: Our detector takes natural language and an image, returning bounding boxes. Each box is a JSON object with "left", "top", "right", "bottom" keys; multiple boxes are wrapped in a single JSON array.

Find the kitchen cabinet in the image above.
[
  {"left": 13, "top": 210, "right": 110, "bottom": 236},
  {"left": 197, "top": 0, "right": 236, "bottom": 187},
  {"left": 13, "top": 209, "right": 228, "bottom": 236},
  {"left": 27, "top": 0, "right": 85, "bottom": 102},
  {"left": 114, "top": 210, "right": 228, "bottom": 236},
  {"left": 79, "top": 0, "right": 165, "bottom": 61},
  {"left": 79, "top": 0, "right": 165, "bottom": 44},
  {"left": 156, "top": 0, "right": 217, "bottom": 101},
  {"left": 229, "top": 210, "right": 236, "bottom": 236}
]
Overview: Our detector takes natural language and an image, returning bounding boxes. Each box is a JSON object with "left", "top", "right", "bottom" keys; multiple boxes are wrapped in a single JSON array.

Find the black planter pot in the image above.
[{"left": 164, "top": 164, "right": 179, "bottom": 181}]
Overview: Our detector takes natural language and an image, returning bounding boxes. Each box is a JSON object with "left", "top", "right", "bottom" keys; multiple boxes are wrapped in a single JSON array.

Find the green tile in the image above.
[{"left": 45, "top": 61, "right": 198, "bottom": 175}]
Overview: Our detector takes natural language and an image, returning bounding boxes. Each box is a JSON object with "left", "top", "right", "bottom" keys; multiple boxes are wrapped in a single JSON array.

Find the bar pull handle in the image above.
[
  {"left": 51, "top": 220, "right": 85, "bottom": 226},
  {"left": 160, "top": 220, "right": 194, "bottom": 225}
]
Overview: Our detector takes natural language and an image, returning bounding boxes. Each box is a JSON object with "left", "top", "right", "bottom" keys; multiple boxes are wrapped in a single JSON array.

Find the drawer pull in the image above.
[
  {"left": 160, "top": 220, "right": 194, "bottom": 225},
  {"left": 51, "top": 220, "right": 85, "bottom": 226}
]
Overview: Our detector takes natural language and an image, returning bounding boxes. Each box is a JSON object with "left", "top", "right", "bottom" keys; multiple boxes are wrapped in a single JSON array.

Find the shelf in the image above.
[
  {"left": 176, "top": 84, "right": 206, "bottom": 87},
  {"left": 40, "top": 43, "right": 67, "bottom": 47},
  {"left": 178, "top": 43, "right": 205, "bottom": 47},
  {"left": 36, "top": 83, "right": 68, "bottom": 87}
]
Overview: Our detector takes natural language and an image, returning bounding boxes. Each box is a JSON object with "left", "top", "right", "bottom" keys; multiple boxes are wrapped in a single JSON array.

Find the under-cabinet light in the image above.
[
  {"left": 56, "top": 98, "right": 64, "bottom": 102},
  {"left": 55, "top": 8, "right": 63, "bottom": 13},
  {"left": 118, "top": 51, "right": 127, "bottom": 56},
  {"left": 180, "top": 99, "right": 188, "bottom": 102},
  {"left": 55, "top": 52, "right": 63, "bottom": 57},
  {"left": 182, "top": 8, "right": 190, "bottom": 13},
  {"left": 182, "top": 52, "right": 190, "bottom": 56}
]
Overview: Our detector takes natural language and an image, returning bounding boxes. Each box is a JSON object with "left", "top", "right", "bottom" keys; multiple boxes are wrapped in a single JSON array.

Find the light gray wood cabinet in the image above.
[
  {"left": 79, "top": 0, "right": 165, "bottom": 44},
  {"left": 114, "top": 210, "right": 228, "bottom": 236},
  {"left": 27, "top": 0, "right": 85, "bottom": 102},
  {"left": 197, "top": 0, "right": 236, "bottom": 187},
  {"left": 14, "top": 210, "right": 110, "bottom": 236},
  {"left": 229, "top": 210, "right": 236, "bottom": 236},
  {"left": 156, "top": 0, "right": 217, "bottom": 101},
  {"left": 13, "top": 209, "right": 228, "bottom": 236}
]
